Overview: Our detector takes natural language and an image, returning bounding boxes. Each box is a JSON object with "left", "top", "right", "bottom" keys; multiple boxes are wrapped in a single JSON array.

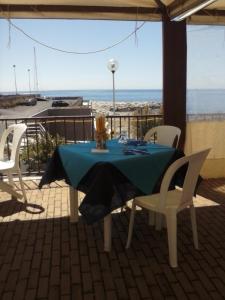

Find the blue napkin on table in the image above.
[
  {"left": 126, "top": 140, "right": 147, "bottom": 146},
  {"left": 123, "top": 148, "right": 150, "bottom": 155}
]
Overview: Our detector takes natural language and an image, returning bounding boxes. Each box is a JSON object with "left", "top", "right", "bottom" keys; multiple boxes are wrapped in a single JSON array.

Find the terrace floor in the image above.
[{"left": 0, "top": 178, "right": 225, "bottom": 299}]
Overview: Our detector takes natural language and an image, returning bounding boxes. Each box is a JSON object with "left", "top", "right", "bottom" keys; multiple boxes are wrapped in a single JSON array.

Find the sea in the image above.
[{"left": 2, "top": 89, "right": 225, "bottom": 115}]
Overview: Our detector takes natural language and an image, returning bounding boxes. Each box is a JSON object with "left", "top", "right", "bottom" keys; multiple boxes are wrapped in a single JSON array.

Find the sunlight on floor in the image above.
[
  {"left": 0, "top": 182, "right": 222, "bottom": 224},
  {"left": 194, "top": 194, "right": 220, "bottom": 207}
]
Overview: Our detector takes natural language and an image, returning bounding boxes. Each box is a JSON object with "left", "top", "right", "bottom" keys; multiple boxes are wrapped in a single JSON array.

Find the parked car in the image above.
[
  {"left": 25, "top": 98, "right": 37, "bottom": 106},
  {"left": 52, "top": 100, "right": 69, "bottom": 107}
]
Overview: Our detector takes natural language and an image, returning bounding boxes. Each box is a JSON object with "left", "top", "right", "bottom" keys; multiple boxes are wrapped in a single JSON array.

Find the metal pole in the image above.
[
  {"left": 112, "top": 70, "right": 115, "bottom": 115},
  {"left": 13, "top": 64, "right": 18, "bottom": 94},
  {"left": 28, "top": 69, "right": 31, "bottom": 94},
  {"left": 33, "top": 47, "right": 39, "bottom": 92}
]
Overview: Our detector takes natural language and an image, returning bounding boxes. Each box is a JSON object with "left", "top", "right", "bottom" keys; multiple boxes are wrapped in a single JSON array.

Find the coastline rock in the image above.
[{"left": 91, "top": 100, "right": 162, "bottom": 115}]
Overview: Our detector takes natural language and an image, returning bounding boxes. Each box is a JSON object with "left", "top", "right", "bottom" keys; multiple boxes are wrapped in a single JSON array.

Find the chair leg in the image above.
[
  {"left": 162, "top": 215, "right": 167, "bottom": 228},
  {"left": 149, "top": 212, "right": 165, "bottom": 230},
  {"left": 17, "top": 168, "right": 28, "bottom": 203},
  {"left": 166, "top": 212, "right": 177, "bottom": 268},
  {"left": 126, "top": 200, "right": 137, "bottom": 249},
  {"left": 120, "top": 203, "right": 128, "bottom": 213},
  {"left": 155, "top": 213, "right": 163, "bottom": 231},
  {"left": 148, "top": 211, "right": 155, "bottom": 226},
  {"left": 190, "top": 205, "right": 199, "bottom": 249},
  {"left": 104, "top": 214, "right": 112, "bottom": 252},
  {"left": 69, "top": 187, "right": 78, "bottom": 223},
  {"left": 7, "top": 171, "right": 16, "bottom": 200},
  {"left": 7, "top": 171, "right": 14, "bottom": 187}
]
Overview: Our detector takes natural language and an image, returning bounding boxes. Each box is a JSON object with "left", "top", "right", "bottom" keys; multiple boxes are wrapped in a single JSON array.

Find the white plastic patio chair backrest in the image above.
[
  {"left": 158, "top": 148, "right": 210, "bottom": 211},
  {"left": 144, "top": 125, "right": 181, "bottom": 148},
  {"left": 0, "top": 123, "right": 27, "bottom": 168}
]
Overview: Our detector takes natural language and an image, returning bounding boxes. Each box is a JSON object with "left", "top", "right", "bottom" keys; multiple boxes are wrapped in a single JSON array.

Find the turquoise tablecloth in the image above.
[{"left": 58, "top": 140, "right": 175, "bottom": 195}]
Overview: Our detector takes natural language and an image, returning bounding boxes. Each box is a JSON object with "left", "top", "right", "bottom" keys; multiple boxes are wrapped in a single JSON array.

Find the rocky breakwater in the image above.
[
  {"left": 91, "top": 101, "right": 162, "bottom": 115},
  {"left": 0, "top": 94, "right": 40, "bottom": 109}
]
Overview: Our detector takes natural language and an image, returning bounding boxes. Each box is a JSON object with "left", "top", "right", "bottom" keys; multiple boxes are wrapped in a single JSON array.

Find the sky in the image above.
[{"left": 0, "top": 19, "right": 224, "bottom": 92}]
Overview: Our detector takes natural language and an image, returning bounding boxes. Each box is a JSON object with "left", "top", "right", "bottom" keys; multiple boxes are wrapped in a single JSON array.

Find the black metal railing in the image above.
[{"left": 0, "top": 114, "right": 163, "bottom": 175}]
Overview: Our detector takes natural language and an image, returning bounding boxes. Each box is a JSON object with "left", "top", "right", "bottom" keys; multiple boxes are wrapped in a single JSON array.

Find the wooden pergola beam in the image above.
[
  {"left": 0, "top": 4, "right": 161, "bottom": 20},
  {"left": 0, "top": 1, "right": 225, "bottom": 24},
  {"left": 162, "top": 10, "right": 187, "bottom": 149}
]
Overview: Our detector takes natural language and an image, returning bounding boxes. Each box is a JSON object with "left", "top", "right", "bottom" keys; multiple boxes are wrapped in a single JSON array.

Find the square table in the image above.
[{"left": 40, "top": 140, "right": 180, "bottom": 251}]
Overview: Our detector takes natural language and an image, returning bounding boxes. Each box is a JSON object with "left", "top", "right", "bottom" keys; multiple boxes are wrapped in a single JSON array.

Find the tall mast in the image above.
[{"left": 33, "top": 47, "right": 39, "bottom": 92}]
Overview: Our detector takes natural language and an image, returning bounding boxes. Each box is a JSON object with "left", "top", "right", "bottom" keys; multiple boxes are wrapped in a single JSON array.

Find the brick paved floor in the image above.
[{"left": 0, "top": 178, "right": 225, "bottom": 299}]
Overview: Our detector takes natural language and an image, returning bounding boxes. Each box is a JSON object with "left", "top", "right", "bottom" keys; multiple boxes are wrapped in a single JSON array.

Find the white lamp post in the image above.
[
  {"left": 107, "top": 59, "right": 119, "bottom": 115},
  {"left": 13, "top": 64, "right": 18, "bottom": 95},
  {"left": 28, "top": 68, "right": 31, "bottom": 94}
]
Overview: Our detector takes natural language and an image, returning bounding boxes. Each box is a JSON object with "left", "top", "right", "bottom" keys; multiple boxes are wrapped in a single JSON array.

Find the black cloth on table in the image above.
[{"left": 39, "top": 147, "right": 192, "bottom": 225}]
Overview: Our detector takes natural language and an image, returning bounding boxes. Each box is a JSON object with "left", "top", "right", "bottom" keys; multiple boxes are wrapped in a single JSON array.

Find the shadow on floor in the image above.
[{"left": 0, "top": 198, "right": 44, "bottom": 217}]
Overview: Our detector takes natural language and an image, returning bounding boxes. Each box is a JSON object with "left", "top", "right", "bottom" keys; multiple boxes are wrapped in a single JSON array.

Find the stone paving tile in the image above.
[{"left": 0, "top": 178, "right": 224, "bottom": 299}]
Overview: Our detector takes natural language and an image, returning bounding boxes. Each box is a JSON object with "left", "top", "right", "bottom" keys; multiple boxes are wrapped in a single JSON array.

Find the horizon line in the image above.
[{"left": 1, "top": 88, "right": 225, "bottom": 94}]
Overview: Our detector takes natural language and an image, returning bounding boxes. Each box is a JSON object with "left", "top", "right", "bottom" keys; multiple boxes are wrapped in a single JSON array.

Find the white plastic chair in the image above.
[
  {"left": 144, "top": 125, "right": 181, "bottom": 226},
  {"left": 0, "top": 123, "right": 28, "bottom": 202},
  {"left": 144, "top": 125, "right": 181, "bottom": 148},
  {"left": 126, "top": 148, "right": 210, "bottom": 268}
]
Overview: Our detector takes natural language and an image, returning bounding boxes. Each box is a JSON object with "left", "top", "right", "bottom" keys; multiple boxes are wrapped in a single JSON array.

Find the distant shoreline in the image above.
[
  {"left": 0, "top": 98, "right": 162, "bottom": 119},
  {"left": 1, "top": 88, "right": 225, "bottom": 94},
  {"left": 1, "top": 88, "right": 225, "bottom": 115}
]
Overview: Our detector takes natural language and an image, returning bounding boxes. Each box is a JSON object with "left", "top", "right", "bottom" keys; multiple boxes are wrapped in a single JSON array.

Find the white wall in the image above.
[{"left": 185, "top": 120, "right": 225, "bottom": 178}]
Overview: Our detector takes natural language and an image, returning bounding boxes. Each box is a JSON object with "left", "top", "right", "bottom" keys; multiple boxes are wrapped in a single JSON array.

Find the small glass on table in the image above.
[{"left": 118, "top": 131, "right": 128, "bottom": 144}]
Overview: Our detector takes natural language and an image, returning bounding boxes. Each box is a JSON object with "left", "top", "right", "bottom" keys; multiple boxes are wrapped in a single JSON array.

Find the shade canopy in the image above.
[{"left": 0, "top": 0, "right": 225, "bottom": 25}]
